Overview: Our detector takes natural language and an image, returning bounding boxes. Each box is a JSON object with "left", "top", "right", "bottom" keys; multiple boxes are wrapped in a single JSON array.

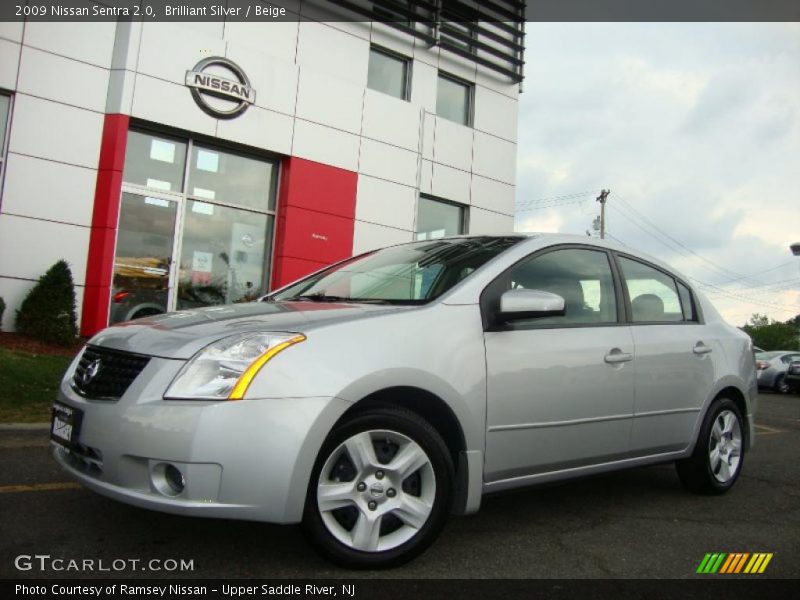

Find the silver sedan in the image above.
[
  {"left": 51, "top": 234, "right": 757, "bottom": 568},
  {"left": 755, "top": 351, "right": 800, "bottom": 394}
]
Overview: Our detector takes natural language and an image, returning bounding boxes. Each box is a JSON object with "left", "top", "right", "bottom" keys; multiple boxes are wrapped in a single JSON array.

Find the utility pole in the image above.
[{"left": 596, "top": 189, "right": 611, "bottom": 239}]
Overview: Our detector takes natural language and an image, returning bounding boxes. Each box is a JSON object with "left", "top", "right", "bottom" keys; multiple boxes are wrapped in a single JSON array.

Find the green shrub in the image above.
[
  {"left": 15, "top": 260, "right": 78, "bottom": 346},
  {"left": 0, "top": 296, "right": 5, "bottom": 331}
]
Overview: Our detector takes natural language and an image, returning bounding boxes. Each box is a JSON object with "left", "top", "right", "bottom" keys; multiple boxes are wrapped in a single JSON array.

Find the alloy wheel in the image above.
[
  {"left": 708, "top": 409, "right": 742, "bottom": 483},
  {"left": 316, "top": 429, "right": 436, "bottom": 553}
]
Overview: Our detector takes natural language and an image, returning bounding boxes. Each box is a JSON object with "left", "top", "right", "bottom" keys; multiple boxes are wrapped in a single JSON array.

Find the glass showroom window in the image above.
[
  {"left": 111, "top": 129, "right": 278, "bottom": 324},
  {"left": 367, "top": 46, "right": 410, "bottom": 100},
  {"left": 436, "top": 72, "right": 472, "bottom": 126},
  {"left": 416, "top": 196, "right": 466, "bottom": 240},
  {"left": 0, "top": 93, "right": 11, "bottom": 183}
]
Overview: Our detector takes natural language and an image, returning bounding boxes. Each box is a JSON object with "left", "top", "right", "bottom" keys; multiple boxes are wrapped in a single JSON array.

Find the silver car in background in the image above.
[
  {"left": 51, "top": 234, "right": 757, "bottom": 568},
  {"left": 755, "top": 351, "right": 800, "bottom": 394}
]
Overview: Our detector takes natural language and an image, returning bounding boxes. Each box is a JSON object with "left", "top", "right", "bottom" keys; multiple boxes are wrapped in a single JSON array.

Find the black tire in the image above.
[
  {"left": 676, "top": 397, "right": 745, "bottom": 494},
  {"left": 774, "top": 374, "right": 789, "bottom": 395},
  {"left": 303, "top": 406, "right": 454, "bottom": 568}
]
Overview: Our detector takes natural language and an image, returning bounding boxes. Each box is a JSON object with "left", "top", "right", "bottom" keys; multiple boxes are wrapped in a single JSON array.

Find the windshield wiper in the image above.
[
  {"left": 285, "top": 292, "right": 350, "bottom": 302},
  {"left": 283, "top": 293, "right": 395, "bottom": 304}
]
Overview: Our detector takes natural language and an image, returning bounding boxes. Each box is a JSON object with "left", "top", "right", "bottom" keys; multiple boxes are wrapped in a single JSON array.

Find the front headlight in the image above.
[{"left": 164, "top": 332, "right": 306, "bottom": 401}]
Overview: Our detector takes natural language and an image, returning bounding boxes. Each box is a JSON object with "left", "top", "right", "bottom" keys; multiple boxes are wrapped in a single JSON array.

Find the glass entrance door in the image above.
[
  {"left": 109, "top": 193, "right": 178, "bottom": 324},
  {"left": 111, "top": 129, "right": 278, "bottom": 325}
]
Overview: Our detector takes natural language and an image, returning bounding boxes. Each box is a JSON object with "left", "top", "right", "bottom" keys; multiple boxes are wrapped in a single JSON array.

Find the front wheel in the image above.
[
  {"left": 303, "top": 407, "right": 454, "bottom": 568},
  {"left": 676, "top": 397, "right": 745, "bottom": 494}
]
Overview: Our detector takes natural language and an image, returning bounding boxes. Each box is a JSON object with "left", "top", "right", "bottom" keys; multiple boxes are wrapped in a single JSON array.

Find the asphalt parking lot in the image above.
[{"left": 1, "top": 392, "right": 797, "bottom": 580}]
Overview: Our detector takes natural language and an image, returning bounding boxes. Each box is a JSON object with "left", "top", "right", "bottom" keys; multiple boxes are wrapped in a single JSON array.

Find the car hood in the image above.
[{"left": 89, "top": 301, "right": 416, "bottom": 360}]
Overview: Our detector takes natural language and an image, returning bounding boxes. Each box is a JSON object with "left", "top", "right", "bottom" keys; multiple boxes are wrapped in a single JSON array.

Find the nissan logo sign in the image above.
[{"left": 185, "top": 57, "right": 255, "bottom": 119}]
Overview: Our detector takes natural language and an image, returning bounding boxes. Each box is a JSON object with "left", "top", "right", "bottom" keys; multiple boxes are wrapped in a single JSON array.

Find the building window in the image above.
[
  {"left": 436, "top": 72, "right": 472, "bottom": 126},
  {"left": 367, "top": 46, "right": 410, "bottom": 100},
  {"left": 0, "top": 93, "right": 11, "bottom": 183},
  {"left": 111, "top": 129, "right": 278, "bottom": 324},
  {"left": 416, "top": 196, "right": 466, "bottom": 240}
]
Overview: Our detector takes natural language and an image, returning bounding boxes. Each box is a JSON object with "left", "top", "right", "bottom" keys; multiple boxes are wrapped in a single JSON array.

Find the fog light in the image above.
[
  {"left": 165, "top": 464, "right": 185, "bottom": 495},
  {"left": 152, "top": 462, "right": 186, "bottom": 497}
]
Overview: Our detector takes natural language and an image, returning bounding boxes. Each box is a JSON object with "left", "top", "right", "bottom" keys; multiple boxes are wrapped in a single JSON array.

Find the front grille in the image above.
[{"left": 72, "top": 346, "right": 150, "bottom": 400}]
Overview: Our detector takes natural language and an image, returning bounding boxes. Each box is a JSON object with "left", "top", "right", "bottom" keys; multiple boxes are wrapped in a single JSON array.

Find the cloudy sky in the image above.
[{"left": 514, "top": 23, "right": 800, "bottom": 326}]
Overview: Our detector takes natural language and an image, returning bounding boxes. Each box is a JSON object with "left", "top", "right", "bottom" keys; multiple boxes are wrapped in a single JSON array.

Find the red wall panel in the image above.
[
  {"left": 271, "top": 157, "right": 357, "bottom": 289},
  {"left": 81, "top": 114, "right": 129, "bottom": 337}
]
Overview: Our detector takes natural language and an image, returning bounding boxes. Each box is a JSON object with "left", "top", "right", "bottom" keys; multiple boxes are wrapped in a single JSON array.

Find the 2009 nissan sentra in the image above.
[{"left": 51, "top": 234, "right": 757, "bottom": 568}]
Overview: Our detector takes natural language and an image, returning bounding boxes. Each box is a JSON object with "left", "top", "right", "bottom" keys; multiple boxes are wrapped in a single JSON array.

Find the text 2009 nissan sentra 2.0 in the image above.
[{"left": 51, "top": 234, "right": 757, "bottom": 568}]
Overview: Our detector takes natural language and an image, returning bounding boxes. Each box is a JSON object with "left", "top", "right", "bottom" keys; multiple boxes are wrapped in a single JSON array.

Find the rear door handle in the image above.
[
  {"left": 604, "top": 349, "right": 633, "bottom": 364},
  {"left": 693, "top": 342, "right": 713, "bottom": 355}
]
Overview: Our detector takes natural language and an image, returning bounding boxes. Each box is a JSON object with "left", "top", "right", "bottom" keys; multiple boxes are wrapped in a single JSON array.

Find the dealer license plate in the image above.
[{"left": 51, "top": 402, "right": 83, "bottom": 450}]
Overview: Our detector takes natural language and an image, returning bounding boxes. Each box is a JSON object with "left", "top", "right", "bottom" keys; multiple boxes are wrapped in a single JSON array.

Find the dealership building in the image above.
[{"left": 0, "top": 2, "right": 525, "bottom": 336}]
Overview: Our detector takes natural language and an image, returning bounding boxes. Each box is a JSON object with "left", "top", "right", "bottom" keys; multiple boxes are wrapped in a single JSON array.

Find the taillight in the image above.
[
  {"left": 113, "top": 290, "right": 131, "bottom": 303},
  {"left": 755, "top": 360, "right": 769, "bottom": 370}
]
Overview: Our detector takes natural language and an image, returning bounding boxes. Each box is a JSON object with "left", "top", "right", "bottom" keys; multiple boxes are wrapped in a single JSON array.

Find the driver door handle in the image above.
[
  {"left": 693, "top": 342, "right": 713, "bottom": 355},
  {"left": 604, "top": 349, "right": 633, "bottom": 364}
]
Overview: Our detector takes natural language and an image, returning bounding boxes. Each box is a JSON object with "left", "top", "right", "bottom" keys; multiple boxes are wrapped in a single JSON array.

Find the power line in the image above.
[
  {"left": 515, "top": 198, "right": 586, "bottom": 213},
  {"left": 516, "top": 190, "right": 595, "bottom": 208},
  {"left": 613, "top": 195, "right": 766, "bottom": 287},
  {"left": 604, "top": 216, "right": 799, "bottom": 312}
]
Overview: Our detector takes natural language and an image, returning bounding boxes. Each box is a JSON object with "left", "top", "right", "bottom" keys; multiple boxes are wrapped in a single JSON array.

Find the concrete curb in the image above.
[{"left": 0, "top": 423, "right": 50, "bottom": 431}]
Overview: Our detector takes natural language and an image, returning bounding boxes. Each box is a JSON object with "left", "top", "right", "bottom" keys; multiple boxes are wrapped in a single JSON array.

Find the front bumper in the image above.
[{"left": 53, "top": 356, "right": 352, "bottom": 524}]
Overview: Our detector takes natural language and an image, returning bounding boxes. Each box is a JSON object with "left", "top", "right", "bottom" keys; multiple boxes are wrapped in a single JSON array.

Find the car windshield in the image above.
[
  {"left": 270, "top": 236, "right": 522, "bottom": 304},
  {"left": 755, "top": 351, "right": 783, "bottom": 360}
]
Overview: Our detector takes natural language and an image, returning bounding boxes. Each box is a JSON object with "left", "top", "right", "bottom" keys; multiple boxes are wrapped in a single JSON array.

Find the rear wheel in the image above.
[
  {"left": 303, "top": 407, "right": 453, "bottom": 568},
  {"left": 774, "top": 374, "right": 790, "bottom": 394},
  {"left": 676, "top": 397, "right": 745, "bottom": 494}
]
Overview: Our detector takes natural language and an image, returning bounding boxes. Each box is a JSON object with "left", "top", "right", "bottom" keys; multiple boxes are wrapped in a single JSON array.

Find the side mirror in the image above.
[{"left": 497, "top": 289, "right": 566, "bottom": 322}]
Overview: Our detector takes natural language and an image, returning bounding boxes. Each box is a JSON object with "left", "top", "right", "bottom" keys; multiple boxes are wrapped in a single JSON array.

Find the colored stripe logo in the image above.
[{"left": 696, "top": 553, "right": 773, "bottom": 574}]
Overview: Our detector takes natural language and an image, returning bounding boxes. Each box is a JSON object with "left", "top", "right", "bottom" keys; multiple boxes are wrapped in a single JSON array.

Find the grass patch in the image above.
[{"left": 0, "top": 348, "right": 75, "bottom": 423}]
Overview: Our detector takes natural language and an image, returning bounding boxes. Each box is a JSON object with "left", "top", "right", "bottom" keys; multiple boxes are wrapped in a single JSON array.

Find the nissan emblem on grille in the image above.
[{"left": 81, "top": 359, "right": 102, "bottom": 387}]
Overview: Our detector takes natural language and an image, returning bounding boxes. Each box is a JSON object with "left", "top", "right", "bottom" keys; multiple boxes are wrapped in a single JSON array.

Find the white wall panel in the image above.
[
  {"left": 292, "top": 119, "right": 360, "bottom": 172},
  {"left": 431, "top": 163, "right": 470, "bottom": 205},
  {"left": 0, "top": 213, "right": 90, "bottom": 283},
  {"left": 362, "top": 89, "right": 421, "bottom": 151},
  {"left": 8, "top": 95, "right": 102, "bottom": 169},
  {"left": 224, "top": 21, "right": 299, "bottom": 63},
  {"left": 17, "top": 47, "right": 108, "bottom": 113},
  {"left": 410, "top": 60, "right": 437, "bottom": 113},
  {"left": 24, "top": 22, "right": 116, "bottom": 68},
  {"left": 227, "top": 44, "right": 298, "bottom": 116},
  {"left": 1, "top": 154, "right": 96, "bottom": 227},
  {"left": 216, "top": 106, "right": 293, "bottom": 155},
  {"left": 0, "top": 21, "right": 23, "bottom": 43},
  {"left": 359, "top": 139, "right": 418, "bottom": 187},
  {"left": 296, "top": 67, "right": 363, "bottom": 133},
  {"left": 471, "top": 174, "right": 515, "bottom": 215},
  {"left": 352, "top": 220, "right": 413, "bottom": 255},
  {"left": 137, "top": 23, "right": 225, "bottom": 86},
  {"left": 474, "top": 85, "right": 519, "bottom": 142},
  {"left": 468, "top": 207, "right": 514, "bottom": 234},
  {"left": 355, "top": 175, "right": 416, "bottom": 231},
  {"left": 296, "top": 22, "right": 369, "bottom": 88},
  {"left": 432, "top": 116, "right": 473, "bottom": 172},
  {"left": 472, "top": 131, "right": 517, "bottom": 184},
  {"left": 0, "top": 39, "right": 20, "bottom": 90}
]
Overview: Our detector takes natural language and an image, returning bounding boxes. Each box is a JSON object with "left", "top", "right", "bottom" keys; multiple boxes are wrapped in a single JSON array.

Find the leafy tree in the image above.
[
  {"left": 15, "top": 260, "right": 78, "bottom": 346},
  {"left": 741, "top": 313, "right": 800, "bottom": 351}
]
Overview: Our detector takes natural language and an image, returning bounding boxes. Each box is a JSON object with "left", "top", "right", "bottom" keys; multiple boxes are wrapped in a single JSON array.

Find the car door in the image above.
[
  {"left": 616, "top": 254, "right": 717, "bottom": 454},
  {"left": 482, "top": 246, "right": 636, "bottom": 483}
]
